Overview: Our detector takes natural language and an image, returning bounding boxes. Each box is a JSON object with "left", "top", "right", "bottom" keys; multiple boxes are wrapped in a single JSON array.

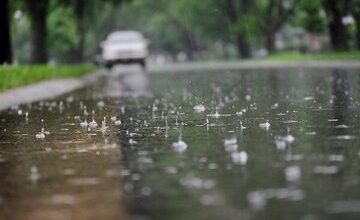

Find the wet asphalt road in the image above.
[{"left": 1, "top": 65, "right": 360, "bottom": 220}]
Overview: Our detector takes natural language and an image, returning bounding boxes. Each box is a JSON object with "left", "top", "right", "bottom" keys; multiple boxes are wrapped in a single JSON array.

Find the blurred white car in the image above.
[{"left": 98, "top": 31, "right": 148, "bottom": 69}]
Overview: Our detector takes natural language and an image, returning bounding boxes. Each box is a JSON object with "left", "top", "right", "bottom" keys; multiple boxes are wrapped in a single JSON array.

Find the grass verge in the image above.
[
  {"left": 263, "top": 51, "right": 360, "bottom": 61},
  {"left": 0, "top": 64, "right": 96, "bottom": 92}
]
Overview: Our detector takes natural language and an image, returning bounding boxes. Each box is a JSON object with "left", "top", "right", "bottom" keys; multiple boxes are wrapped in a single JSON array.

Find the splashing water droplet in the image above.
[
  {"left": 285, "top": 166, "right": 301, "bottom": 182},
  {"left": 231, "top": 151, "right": 248, "bottom": 165},
  {"left": 193, "top": 104, "right": 206, "bottom": 113},
  {"left": 172, "top": 140, "right": 188, "bottom": 152},
  {"left": 259, "top": 120, "right": 270, "bottom": 130}
]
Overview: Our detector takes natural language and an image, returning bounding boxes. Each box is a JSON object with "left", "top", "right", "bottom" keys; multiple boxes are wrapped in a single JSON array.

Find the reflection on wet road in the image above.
[{"left": 1, "top": 66, "right": 360, "bottom": 220}]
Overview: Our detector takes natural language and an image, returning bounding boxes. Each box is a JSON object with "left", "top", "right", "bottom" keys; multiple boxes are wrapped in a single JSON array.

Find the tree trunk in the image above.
[
  {"left": 224, "top": 0, "right": 251, "bottom": 58},
  {"left": 353, "top": 3, "right": 360, "bottom": 49},
  {"left": 27, "top": 0, "right": 48, "bottom": 64},
  {"left": 265, "top": 31, "right": 276, "bottom": 54},
  {"left": 328, "top": 18, "right": 349, "bottom": 51},
  {"left": 221, "top": 42, "right": 230, "bottom": 59},
  {"left": 323, "top": 0, "right": 349, "bottom": 51},
  {"left": 0, "top": 0, "right": 12, "bottom": 64},
  {"left": 73, "top": 0, "right": 85, "bottom": 63},
  {"left": 261, "top": 0, "right": 290, "bottom": 54},
  {"left": 236, "top": 34, "right": 251, "bottom": 58},
  {"left": 356, "top": 20, "right": 360, "bottom": 50},
  {"left": 182, "top": 30, "right": 197, "bottom": 60},
  {"left": 165, "top": 12, "right": 197, "bottom": 60}
]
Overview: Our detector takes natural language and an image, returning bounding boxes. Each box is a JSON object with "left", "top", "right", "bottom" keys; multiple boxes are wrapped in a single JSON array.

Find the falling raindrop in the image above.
[
  {"left": 59, "top": 101, "right": 64, "bottom": 113},
  {"left": 25, "top": 112, "right": 29, "bottom": 122},
  {"left": 101, "top": 117, "right": 108, "bottom": 134},
  {"left": 83, "top": 106, "right": 89, "bottom": 116},
  {"left": 80, "top": 108, "right": 88, "bottom": 128},
  {"left": 175, "top": 111, "right": 179, "bottom": 126}
]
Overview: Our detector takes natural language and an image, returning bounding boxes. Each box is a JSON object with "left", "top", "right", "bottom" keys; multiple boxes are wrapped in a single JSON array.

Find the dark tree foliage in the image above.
[
  {"left": 0, "top": 0, "right": 12, "bottom": 64},
  {"left": 298, "top": 0, "right": 325, "bottom": 34},
  {"left": 163, "top": 10, "right": 199, "bottom": 60},
  {"left": 56, "top": 0, "right": 130, "bottom": 62}
]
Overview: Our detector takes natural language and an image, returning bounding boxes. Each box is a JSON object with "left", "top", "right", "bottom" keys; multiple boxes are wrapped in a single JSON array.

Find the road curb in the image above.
[{"left": 0, "top": 70, "right": 104, "bottom": 111}]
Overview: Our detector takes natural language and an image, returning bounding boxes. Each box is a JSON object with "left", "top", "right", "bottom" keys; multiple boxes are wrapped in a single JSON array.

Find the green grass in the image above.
[
  {"left": 263, "top": 51, "right": 360, "bottom": 61},
  {"left": 0, "top": 64, "right": 96, "bottom": 92}
]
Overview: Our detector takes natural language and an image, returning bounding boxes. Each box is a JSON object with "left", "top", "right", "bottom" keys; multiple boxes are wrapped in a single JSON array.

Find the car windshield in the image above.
[
  {"left": 107, "top": 32, "right": 143, "bottom": 43},
  {"left": 108, "top": 38, "right": 141, "bottom": 43}
]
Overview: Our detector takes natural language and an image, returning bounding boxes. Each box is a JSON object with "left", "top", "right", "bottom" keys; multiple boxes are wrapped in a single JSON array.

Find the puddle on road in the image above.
[{"left": 1, "top": 68, "right": 360, "bottom": 220}]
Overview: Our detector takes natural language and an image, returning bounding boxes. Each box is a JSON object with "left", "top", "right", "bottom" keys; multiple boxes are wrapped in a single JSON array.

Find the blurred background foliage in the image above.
[{"left": 4, "top": 0, "right": 360, "bottom": 64}]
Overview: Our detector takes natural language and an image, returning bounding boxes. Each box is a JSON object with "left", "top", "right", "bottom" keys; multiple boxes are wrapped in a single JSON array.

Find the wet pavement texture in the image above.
[{"left": 1, "top": 66, "right": 360, "bottom": 220}]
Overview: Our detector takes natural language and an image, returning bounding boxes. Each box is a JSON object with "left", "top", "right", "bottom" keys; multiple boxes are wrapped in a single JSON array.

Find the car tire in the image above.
[
  {"left": 104, "top": 63, "right": 113, "bottom": 70},
  {"left": 139, "top": 59, "right": 146, "bottom": 70}
]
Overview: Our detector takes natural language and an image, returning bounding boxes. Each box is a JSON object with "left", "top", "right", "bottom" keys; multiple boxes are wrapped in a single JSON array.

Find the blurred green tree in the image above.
[
  {"left": 47, "top": 6, "right": 79, "bottom": 62},
  {"left": 222, "top": 0, "right": 252, "bottom": 58},
  {"left": 57, "top": 0, "right": 129, "bottom": 62},
  {"left": 295, "top": 0, "right": 325, "bottom": 34},
  {"left": 255, "top": 0, "right": 296, "bottom": 54},
  {"left": 6, "top": 0, "right": 360, "bottom": 65}
]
